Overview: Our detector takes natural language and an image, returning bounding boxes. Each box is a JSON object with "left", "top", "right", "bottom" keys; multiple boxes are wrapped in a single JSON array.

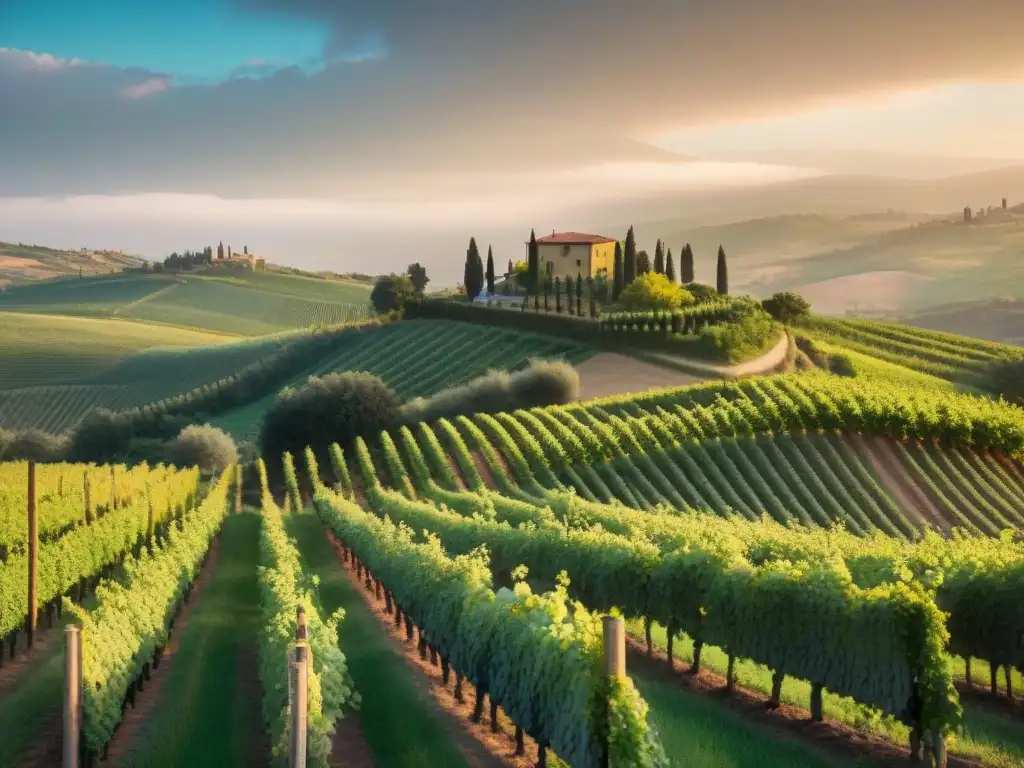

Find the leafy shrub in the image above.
[
  {"left": 0, "top": 429, "right": 69, "bottom": 462},
  {"left": 370, "top": 274, "right": 414, "bottom": 313},
  {"left": 762, "top": 291, "right": 811, "bottom": 323},
  {"left": 697, "top": 306, "right": 778, "bottom": 363},
  {"left": 67, "top": 408, "right": 135, "bottom": 462},
  {"left": 259, "top": 372, "right": 399, "bottom": 468},
  {"left": 686, "top": 282, "right": 720, "bottom": 302},
  {"left": 989, "top": 360, "right": 1024, "bottom": 404},
  {"left": 168, "top": 424, "right": 239, "bottom": 474},
  {"left": 618, "top": 273, "right": 693, "bottom": 311},
  {"left": 400, "top": 358, "right": 580, "bottom": 424}
]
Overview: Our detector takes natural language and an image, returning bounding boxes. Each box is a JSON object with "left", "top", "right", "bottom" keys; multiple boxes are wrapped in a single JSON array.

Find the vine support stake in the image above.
[
  {"left": 63, "top": 624, "right": 82, "bottom": 768},
  {"left": 290, "top": 644, "right": 308, "bottom": 768},
  {"left": 27, "top": 461, "right": 38, "bottom": 648},
  {"left": 602, "top": 616, "right": 625, "bottom": 768},
  {"left": 603, "top": 616, "right": 625, "bottom": 678}
]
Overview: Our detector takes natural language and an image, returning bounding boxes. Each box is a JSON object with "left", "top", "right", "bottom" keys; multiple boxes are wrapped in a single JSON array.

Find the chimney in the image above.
[{"left": 552, "top": 230, "right": 556, "bottom": 236}]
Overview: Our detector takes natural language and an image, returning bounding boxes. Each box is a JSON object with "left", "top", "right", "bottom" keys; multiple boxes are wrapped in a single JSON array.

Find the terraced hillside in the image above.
[
  {"left": 214, "top": 319, "right": 597, "bottom": 440},
  {"left": 0, "top": 312, "right": 232, "bottom": 390},
  {"left": 0, "top": 269, "right": 373, "bottom": 335},
  {"left": 293, "top": 371, "right": 1024, "bottom": 767},
  {"left": 799, "top": 316, "right": 1024, "bottom": 384},
  {"left": 337, "top": 373, "right": 1024, "bottom": 543},
  {"left": 0, "top": 329, "right": 299, "bottom": 433}
]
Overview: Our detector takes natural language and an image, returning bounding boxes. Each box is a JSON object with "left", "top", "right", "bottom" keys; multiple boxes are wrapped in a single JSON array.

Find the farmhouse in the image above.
[
  {"left": 531, "top": 231, "right": 616, "bottom": 280},
  {"left": 226, "top": 253, "right": 266, "bottom": 271}
]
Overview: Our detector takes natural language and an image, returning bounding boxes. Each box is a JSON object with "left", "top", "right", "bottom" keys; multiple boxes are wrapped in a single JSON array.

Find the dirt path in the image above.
[
  {"left": 326, "top": 530, "right": 534, "bottom": 768},
  {"left": 852, "top": 435, "right": 947, "bottom": 533},
  {"left": 103, "top": 537, "right": 223, "bottom": 766},
  {"left": 0, "top": 616, "right": 64, "bottom": 694},
  {"left": 626, "top": 637, "right": 980, "bottom": 768},
  {"left": 642, "top": 330, "right": 790, "bottom": 380},
  {"left": 575, "top": 352, "right": 705, "bottom": 401},
  {"left": 470, "top": 451, "right": 499, "bottom": 491}
]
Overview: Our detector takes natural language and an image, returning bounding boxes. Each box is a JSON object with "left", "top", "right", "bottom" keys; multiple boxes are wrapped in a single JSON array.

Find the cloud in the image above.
[
  {"left": 120, "top": 77, "right": 173, "bottom": 99},
  {"left": 0, "top": 47, "right": 86, "bottom": 71},
  {"left": 3, "top": 1, "right": 1024, "bottom": 195}
]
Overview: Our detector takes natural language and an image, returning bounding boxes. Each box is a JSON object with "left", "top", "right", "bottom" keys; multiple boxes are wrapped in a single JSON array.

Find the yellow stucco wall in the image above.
[
  {"left": 538, "top": 241, "right": 615, "bottom": 280},
  {"left": 590, "top": 241, "right": 615, "bottom": 277}
]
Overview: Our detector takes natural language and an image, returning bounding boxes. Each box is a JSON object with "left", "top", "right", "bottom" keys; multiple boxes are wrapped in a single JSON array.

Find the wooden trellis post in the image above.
[
  {"left": 291, "top": 644, "right": 309, "bottom": 768},
  {"left": 602, "top": 616, "right": 625, "bottom": 768},
  {"left": 63, "top": 625, "right": 82, "bottom": 768}
]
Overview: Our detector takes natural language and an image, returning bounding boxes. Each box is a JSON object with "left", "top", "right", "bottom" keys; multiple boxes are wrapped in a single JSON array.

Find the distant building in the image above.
[
  {"left": 226, "top": 253, "right": 265, "bottom": 271},
  {"left": 529, "top": 231, "right": 616, "bottom": 280},
  {"left": 1003, "top": 197, "right": 1008, "bottom": 210}
]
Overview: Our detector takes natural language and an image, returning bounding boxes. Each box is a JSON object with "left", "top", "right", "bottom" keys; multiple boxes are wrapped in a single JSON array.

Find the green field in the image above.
[
  {"left": 3, "top": 249, "right": 1024, "bottom": 767},
  {"left": 0, "top": 269, "right": 373, "bottom": 336},
  {"left": 212, "top": 319, "right": 597, "bottom": 441},
  {"left": 797, "top": 315, "right": 1024, "bottom": 384},
  {"left": 0, "top": 325, "right": 301, "bottom": 433}
]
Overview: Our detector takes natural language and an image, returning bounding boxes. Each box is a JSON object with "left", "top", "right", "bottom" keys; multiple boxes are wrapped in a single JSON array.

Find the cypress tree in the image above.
[
  {"left": 486, "top": 246, "right": 495, "bottom": 294},
  {"left": 543, "top": 277, "right": 550, "bottom": 312},
  {"left": 682, "top": 243, "right": 695, "bottom": 284},
  {"left": 623, "top": 226, "right": 637, "bottom": 285},
  {"left": 466, "top": 237, "right": 484, "bottom": 300},
  {"left": 576, "top": 270, "right": 583, "bottom": 316},
  {"left": 653, "top": 239, "right": 665, "bottom": 274},
  {"left": 666, "top": 248, "right": 676, "bottom": 283},
  {"left": 636, "top": 250, "right": 651, "bottom": 276},
  {"left": 555, "top": 277, "right": 562, "bottom": 313},
  {"left": 612, "top": 241, "right": 625, "bottom": 300},
  {"left": 527, "top": 229, "right": 539, "bottom": 293},
  {"left": 564, "top": 274, "right": 573, "bottom": 314},
  {"left": 716, "top": 245, "right": 729, "bottom": 295}
]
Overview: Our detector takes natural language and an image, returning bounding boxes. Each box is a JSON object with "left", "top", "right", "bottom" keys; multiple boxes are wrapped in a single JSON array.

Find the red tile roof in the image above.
[{"left": 535, "top": 232, "right": 616, "bottom": 245}]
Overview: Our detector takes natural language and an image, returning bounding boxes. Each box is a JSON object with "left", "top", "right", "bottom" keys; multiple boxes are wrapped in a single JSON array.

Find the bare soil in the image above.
[
  {"left": 329, "top": 705, "right": 377, "bottom": 768},
  {"left": 470, "top": 451, "right": 499, "bottom": 491},
  {"left": 627, "top": 636, "right": 982, "bottom": 768},
  {"left": 575, "top": 352, "right": 704, "bottom": 401},
  {"left": 325, "top": 530, "right": 536, "bottom": 768},
  {"left": 0, "top": 615, "right": 64, "bottom": 694},
  {"left": 853, "top": 434, "right": 948, "bottom": 532}
]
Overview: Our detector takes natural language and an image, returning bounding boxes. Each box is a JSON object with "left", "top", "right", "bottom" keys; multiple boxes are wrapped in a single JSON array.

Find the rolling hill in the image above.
[
  {"left": 0, "top": 267, "right": 373, "bottom": 335},
  {"left": 0, "top": 241, "right": 145, "bottom": 286},
  {"left": 2, "top": 266, "right": 1024, "bottom": 768}
]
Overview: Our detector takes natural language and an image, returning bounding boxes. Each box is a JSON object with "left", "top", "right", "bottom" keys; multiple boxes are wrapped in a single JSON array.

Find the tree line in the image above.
[{"left": 458, "top": 227, "right": 731, "bottom": 304}]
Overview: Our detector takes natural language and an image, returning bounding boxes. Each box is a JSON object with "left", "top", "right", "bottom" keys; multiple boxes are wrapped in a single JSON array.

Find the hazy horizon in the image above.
[{"left": 3, "top": 1, "right": 1024, "bottom": 280}]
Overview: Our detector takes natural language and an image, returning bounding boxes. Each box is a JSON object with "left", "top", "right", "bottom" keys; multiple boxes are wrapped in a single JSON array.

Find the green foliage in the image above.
[
  {"left": 698, "top": 305, "right": 777, "bottom": 363},
  {"left": 259, "top": 372, "right": 398, "bottom": 472},
  {"left": 370, "top": 274, "right": 415, "bottom": 314},
  {"left": 64, "top": 470, "right": 230, "bottom": 754},
  {"left": 618, "top": 273, "right": 694, "bottom": 311},
  {"left": 167, "top": 424, "right": 238, "bottom": 474},
  {"left": 282, "top": 451, "right": 303, "bottom": 511},
  {"left": 798, "top": 316, "right": 1024, "bottom": 385},
  {"left": 1, "top": 463, "right": 200, "bottom": 639},
  {"left": 762, "top": 292, "right": 811, "bottom": 324},
  {"left": 988, "top": 359, "right": 1024, "bottom": 404},
  {"left": 399, "top": 358, "right": 580, "bottom": 424},
  {"left": 256, "top": 472, "right": 358, "bottom": 767},
  {"left": 686, "top": 282, "right": 718, "bottom": 302},
  {"left": 406, "top": 263, "right": 429, "bottom": 297},
  {"left": 314, "top": 490, "right": 667, "bottom": 767}
]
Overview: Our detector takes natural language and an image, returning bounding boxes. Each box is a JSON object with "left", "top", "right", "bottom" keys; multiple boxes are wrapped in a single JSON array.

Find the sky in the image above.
[{"left": 2, "top": 0, "right": 1024, "bottom": 275}]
